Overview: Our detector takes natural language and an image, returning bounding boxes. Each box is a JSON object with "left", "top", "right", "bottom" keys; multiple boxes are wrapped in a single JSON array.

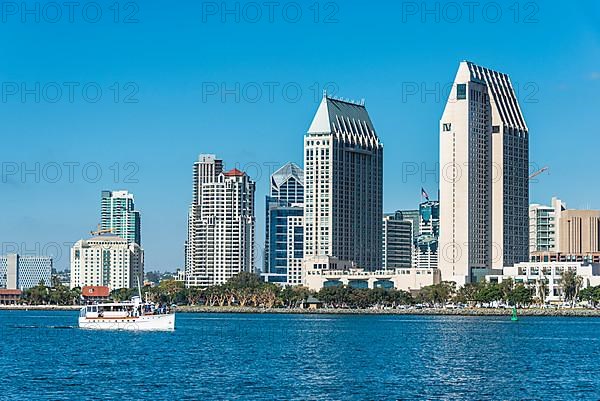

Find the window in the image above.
[{"left": 457, "top": 84, "right": 466, "bottom": 100}]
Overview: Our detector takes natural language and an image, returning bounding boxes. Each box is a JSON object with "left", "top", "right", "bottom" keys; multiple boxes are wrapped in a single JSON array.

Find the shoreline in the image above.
[{"left": 2, "top": 304, "right": 600, "bottom": 317}]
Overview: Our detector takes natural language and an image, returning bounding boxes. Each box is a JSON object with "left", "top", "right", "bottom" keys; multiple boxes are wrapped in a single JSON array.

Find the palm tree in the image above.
[{"left": 537, "top": 276, "right": 548, "bottom": 306}]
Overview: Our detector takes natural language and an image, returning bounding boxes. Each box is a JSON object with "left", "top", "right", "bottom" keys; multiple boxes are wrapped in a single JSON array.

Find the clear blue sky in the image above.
[{"left": 1, "top": 0, "right": 599, "bottom": 271}]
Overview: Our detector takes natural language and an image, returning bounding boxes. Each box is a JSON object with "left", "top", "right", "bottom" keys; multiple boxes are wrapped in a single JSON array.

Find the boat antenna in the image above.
[{"left": 137, "top": 274, "right": 143, "bottom": 300}]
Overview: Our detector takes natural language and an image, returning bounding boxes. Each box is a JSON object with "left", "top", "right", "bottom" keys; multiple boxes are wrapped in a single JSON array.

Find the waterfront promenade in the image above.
[{"left": 3, "top": 304, "right": 600, "bottom": 317}]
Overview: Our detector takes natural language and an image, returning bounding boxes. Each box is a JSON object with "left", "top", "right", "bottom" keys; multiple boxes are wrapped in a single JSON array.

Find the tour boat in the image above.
[{"left": 78, "top": 295, "right": 175, "bottom": 331}]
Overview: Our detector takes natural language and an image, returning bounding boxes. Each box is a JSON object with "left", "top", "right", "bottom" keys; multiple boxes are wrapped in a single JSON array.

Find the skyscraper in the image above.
[
  {"left": 303, "top": 94, "right": 383, "bottom": 271},
  {"left": 439, "top": 61, "right": 529, "bottom": 284},
  {"left": 101, "top": 190, "right": 141, "bottom": 245},
  {"left": 185, "top": 154, "right": 256, "bottom": 287},
  {"left": 263, "top": 163, "right": 304, "bottom": 285}
]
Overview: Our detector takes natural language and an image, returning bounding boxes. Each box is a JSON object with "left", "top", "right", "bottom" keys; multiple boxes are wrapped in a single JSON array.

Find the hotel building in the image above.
[
  {"left": 439, "top": 61, "right": 529, "bottom": 284},
  {"left": 185, "top": 154, "right": 256, "bottom": 287},
  {"left": 70, "top": 236, "right": 143, "bottom": 290},
  {"left": 303, "top": 94, "right": 383, "bottom": 272}
]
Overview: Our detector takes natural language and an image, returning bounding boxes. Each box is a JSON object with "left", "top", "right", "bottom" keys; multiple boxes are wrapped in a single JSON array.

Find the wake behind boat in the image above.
[{"left": 78, "top": 295, "right": 175, "bottom": 331}]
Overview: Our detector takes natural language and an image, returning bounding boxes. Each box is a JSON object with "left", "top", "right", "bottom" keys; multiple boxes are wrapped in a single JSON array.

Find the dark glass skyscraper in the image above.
[{"left": 262, "top": 163, "right": 304, "bottom": 285}]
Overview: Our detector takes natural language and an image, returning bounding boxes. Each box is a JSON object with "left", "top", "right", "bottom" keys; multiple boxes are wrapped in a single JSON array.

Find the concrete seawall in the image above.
[{"left": 2, "top": 305, "right": 600, "bottom": 317}]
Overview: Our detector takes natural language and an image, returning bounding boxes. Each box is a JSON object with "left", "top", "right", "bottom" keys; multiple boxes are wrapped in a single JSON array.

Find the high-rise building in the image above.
[
  {"left": 101, "top": 190, "right": 141, "bottom": 245},
  {"left": 0, "top": 254, "right": 52, "bottom": 290},
  {"left": 185, "top": 154, "right": 256, "bottom": 287},
  {"left": 415, "top": 200, "right": 440, "bottom": 269},
  {"left": 529, "top": 197, "right": 565, "bottom": 254},
  {"left": 262, "top": 163, "right": 304, "bottom": 285},
  {"left": 70, "top": 236, "right": 143, "bottom": 290},
  {"left": 382, "top": 212, "right": 413, "bottom": 269},
  {"left": 439, "top": 61, "right": 529, "bottom": 284},
  {"left": 303, "top": 95, "right": 383, "bottom": 272}
]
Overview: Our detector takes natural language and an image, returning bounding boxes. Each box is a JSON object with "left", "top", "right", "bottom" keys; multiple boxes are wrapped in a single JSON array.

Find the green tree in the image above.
[
  {"left": 508, "top": 284, "right": 533, "bottom": 306},
  {"left": 561, "top": 270, "right": 583, "bottom": 306}
]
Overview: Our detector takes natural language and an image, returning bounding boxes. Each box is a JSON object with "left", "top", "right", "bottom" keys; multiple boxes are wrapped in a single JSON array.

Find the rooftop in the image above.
[
  {"left": 82, "top": 286, "right": 110, "bottom": 297},
  {"left": 307, "top": 94, "right": 378, "bottom": 140}
]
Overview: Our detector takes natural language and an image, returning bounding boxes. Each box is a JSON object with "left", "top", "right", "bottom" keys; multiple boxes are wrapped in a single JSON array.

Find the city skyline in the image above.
[{"left": 3, "top": 1, "right": 599, "bottom": 271}]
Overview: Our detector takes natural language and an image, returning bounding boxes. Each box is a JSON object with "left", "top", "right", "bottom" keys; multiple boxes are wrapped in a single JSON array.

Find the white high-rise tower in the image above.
[
  {"left": 439, "top": 61, "right": 529, "bottom": 284},
  {"left": 185, "top": 154, "right": 256, "bottom": 287},
  {"left": 303, "top": 95, "right": 383, "bottom": 271}
]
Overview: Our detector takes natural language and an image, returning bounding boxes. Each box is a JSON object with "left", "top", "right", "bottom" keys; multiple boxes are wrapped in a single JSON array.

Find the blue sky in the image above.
[{"left": 1, "top": 0, "right": 599, "bottom": 271}]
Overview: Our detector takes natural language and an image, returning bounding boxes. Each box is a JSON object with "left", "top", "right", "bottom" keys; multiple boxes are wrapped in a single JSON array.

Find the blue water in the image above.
[{"left": 1, "top": 311, "right": 599, "bottom": 400}]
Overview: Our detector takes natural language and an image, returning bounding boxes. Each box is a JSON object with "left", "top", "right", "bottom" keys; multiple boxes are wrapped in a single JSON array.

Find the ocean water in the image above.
[{"left": 0, "top": 311, "right": 599, "bottom": 400}]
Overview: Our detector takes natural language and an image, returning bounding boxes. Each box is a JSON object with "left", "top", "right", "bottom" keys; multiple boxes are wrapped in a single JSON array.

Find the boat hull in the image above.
[{"left": 79, "top": 313, "right": 175, "bottom": 331}]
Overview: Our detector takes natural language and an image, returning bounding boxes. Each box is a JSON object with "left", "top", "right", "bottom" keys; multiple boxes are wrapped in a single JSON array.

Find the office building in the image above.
[
  {"left": 70, "top": 236, "right": 144, "bottom": 290},
  {"left": 263, "top": 163, "right": 304, "bottom": 285},
  {"left": 439, "top": 61, "right": 529, "bottom": 284},
  {"left": 415, "top": 200, "right": 440, "bottom": 269},
  {"left": 101, "top": 190, "right": 141, "bottom": 245},
  {"left": 185, "top": 154, "right": 256, "bottom": 287},
  {"left": 0, "top": 254, "right": 52, "bottom": 290},
  {"left": 559, "top": 209, "right": 600, "bottom": 254},
  {"left": 382, "top": 212, "right": 413, "bottom": 269},
  {"left": 303, "top": 94, "right": 383, "bottom": 272}
]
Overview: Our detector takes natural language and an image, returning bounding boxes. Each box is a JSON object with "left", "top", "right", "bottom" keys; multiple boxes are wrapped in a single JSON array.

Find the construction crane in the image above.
[
  {"left": 529, "top": 166, "right": 549, "bottom": 180},
  {"left": 90, "top": 224, "right": 113, "bottom": 236}
]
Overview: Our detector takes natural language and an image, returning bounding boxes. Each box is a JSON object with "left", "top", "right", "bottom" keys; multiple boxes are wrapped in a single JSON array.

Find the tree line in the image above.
[{"left": 16, "top": 271, "right": 600, "bottom": 308}]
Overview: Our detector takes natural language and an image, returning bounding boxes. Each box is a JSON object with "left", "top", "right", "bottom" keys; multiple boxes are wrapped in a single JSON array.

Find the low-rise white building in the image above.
[
  {"left": 70, "top": 235, "right": 144, "bottom": 290},
  {"left": 303, "top": 258, "right": 441, "bottom": 293},
  {"left": 486, "top": 261, "right": 600, "bottom": 303}
]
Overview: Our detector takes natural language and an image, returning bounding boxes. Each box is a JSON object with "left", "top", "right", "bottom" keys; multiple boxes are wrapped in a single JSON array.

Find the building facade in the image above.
[
  {"left": 487, "top": 261, "right": 600, "bottom": 303},
  {"left": 440, "top": 61, "right": 529, "bottom": 284},
  {"left": 262, "top": 162, "right": 304, "bottom": 286},
  {"left": 382, "top": 212, "right": 413, "bottom": 269},
  {"left": 101, "top": 190, "right": 141, "bottom": 245},
  {"left": 558, "top": 210, "right": 600, "bottom": 254},
  {"left": 304, "top": 265, "right": 441, "bottom": 294},
  {"left": 304, "top": 95, "right": 383, "bottom": 271},
  {"left": 0, "top": 254, "right": 52, "bottom": 290},
  {"left": 529, "top": 197, "right": 565, "bottom": 254},
  {"left": 70, "top": 236, "right": 144, "bottom": 290},
  {"left": 415, "top": 200, "right": 440, "bottom": 269},
  {"left": 185, "top": 154, "right": 256, "bottom": 287}
]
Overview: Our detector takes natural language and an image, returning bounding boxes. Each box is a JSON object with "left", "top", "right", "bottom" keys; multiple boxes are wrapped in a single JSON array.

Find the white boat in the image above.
[{"left": 78, "top": 296, "right": 175, "bottom": 331}]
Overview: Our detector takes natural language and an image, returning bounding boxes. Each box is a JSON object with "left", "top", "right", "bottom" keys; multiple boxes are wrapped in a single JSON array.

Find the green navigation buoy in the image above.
[{"left": 511, "top": 306, "right": 518, "bottom": 321}]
